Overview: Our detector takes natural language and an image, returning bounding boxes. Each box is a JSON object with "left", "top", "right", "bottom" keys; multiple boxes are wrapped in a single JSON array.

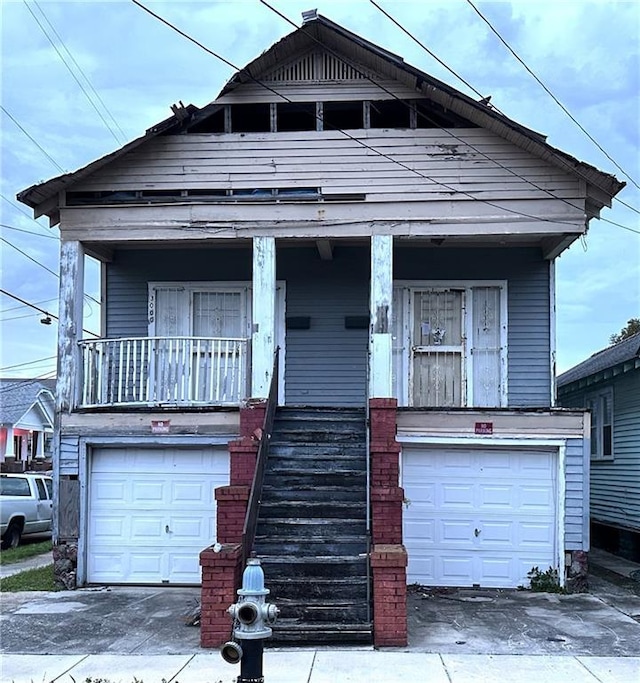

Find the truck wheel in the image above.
[{"left": 1, "top": 522, "right": 22, "bottom": 550}]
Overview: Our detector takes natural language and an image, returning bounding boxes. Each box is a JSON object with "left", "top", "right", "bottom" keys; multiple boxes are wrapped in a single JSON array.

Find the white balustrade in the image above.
[{"left": 78, "top": 337, "right": 249, "bottom": 407}]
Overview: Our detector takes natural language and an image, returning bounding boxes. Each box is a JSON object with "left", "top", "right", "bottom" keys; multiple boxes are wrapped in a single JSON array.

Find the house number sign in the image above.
[{"left": 474, "top": 422, "right": 493, "bottom": 435}]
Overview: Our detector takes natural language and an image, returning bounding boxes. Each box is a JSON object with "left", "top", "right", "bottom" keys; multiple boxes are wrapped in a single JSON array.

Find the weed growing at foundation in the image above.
[{"left": 527, "top": 566, "right": 565, "bottom": 593}]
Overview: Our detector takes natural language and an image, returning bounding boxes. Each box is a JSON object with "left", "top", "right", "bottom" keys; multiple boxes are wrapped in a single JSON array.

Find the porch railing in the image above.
[
  {"left": 242, "top": 347, "right": 280, "bottom": 565},
  {"left": 77, "top": 336, "right": 249, "bottom": 408}
]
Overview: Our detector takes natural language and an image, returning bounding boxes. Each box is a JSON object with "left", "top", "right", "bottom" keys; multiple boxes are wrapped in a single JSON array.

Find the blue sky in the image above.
[{"left": 1, "top": 0, "right": 638, "bottom": 379}]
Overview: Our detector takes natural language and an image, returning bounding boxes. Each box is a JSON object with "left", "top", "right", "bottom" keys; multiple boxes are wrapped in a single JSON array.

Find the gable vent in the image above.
[{"left": 265, "top": 52, "right": 370, "bottom": 83}]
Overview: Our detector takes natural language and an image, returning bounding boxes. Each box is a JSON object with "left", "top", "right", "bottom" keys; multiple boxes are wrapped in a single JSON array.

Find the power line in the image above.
[
  {"left": 368, "top": 0, "right": 640, "bottom": 219},
  {"left": 368, "top": 0, "right": 500, "bottom": 112},
  {"left": 1, "top": 237, "right": 102, "bottom": 305},
  {"left": 22, "top": 0, "right": 124, "bottom": 145},
  {"left": 464, "top": 0, "right": 640, "bottom": 192},
  {"left": 1, "top": 223, "right": 60, "bottom": 240},
  {"left": 1, "top": 297, "right": 58, "bottom": 314},
  {"left": 0, "top": 288, "right": 99, "bottom": 337},
  {"left": 32, "top": 0, "right": 128, "bottom": 144},
  {"left": 600, "top": 217, "right": 640, "bottom": 235},
  {"left": 258, "top": 1, "right": 638, "bottom": 234},
  {"left": 0, "top": 357, "right": 57, "bottom": 372},
  {"left": 1, "top": 237, "right": 59, "bottom": 278},
  {"left": 0, "top": 105, "right": 66, "bottom": 173},
  {"left": 133, "top": 1, "right": 599, "bottom": 233}
]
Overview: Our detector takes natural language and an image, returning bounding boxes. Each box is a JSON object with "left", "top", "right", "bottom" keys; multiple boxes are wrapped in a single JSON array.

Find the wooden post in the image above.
[
  {"left": 370, "top": 234, "right": 393, "bottom": 398},
  {"left": 251, "top": 237, "right": 276, "bottom": 398},
  {"left": 57, "top": 240, "right": 85, "bottom": 415}
]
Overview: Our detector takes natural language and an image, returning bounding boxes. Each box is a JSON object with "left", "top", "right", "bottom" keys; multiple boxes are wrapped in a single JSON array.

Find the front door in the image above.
[{"left": 410, "top": 289, "right": 466, "bottom": 407}]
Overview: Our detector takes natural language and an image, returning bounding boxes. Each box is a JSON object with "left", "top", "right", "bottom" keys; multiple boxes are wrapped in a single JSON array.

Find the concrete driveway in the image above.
[{"left": 1, "top": 569, "right": 640, "bottom": 657}]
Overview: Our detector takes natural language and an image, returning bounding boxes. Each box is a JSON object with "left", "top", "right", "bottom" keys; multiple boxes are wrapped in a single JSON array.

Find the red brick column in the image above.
[
  {"left": 215, "top": 485, "right": 250, "bottom": 544},
  {"left": 200, "top": 544, "right": 243, "bottom": 647},
  {"left": 371, "top": 544, "right": 408, "bottom": 647},
  {"left": 200, "top": 402, "right": 266, "bottom": 648},
  {"left": 369, "top": 398, "right": 407, "bottom": 646},
  {"left": 370, "top": 485, "right": 404, "bottom": 545}
]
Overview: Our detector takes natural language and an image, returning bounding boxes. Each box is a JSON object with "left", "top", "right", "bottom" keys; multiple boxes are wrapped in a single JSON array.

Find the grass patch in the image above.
[
  {"left": 0, "top": 539, "right": 52, "bottom": 565},
  {"left": 0, "top": 563, "right": 59, "bottom": 592}
]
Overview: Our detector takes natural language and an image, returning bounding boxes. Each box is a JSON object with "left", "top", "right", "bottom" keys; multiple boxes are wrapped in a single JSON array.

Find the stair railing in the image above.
[{"left": 241, "top": 346, "right": 280, "bottom": 566}]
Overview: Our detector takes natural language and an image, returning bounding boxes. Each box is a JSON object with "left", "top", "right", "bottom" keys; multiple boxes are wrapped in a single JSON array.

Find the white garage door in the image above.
[
  {"left": 403, "top": 447, "right": 557, "bottom": 588},
  {"left": 88, "top": 447, "right": 229, "bottom": 585}
]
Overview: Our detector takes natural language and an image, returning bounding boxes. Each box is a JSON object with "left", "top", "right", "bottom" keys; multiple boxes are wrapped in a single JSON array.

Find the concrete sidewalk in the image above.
[{"left": 2, "top": 651, "right": 640, "bottom": 683}]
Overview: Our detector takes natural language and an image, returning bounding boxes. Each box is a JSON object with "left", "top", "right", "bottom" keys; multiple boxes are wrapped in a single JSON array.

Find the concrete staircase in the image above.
[{"left": 253, "top": 406, "right": 372, "bottom": 645}]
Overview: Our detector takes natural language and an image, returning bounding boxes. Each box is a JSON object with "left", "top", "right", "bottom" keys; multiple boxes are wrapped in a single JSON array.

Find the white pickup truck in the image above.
[{"left": 0, "top": 473, "right": 53, "bottom": 549}]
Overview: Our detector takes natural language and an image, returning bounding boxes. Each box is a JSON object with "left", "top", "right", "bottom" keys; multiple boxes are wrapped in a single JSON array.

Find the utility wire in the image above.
[
  {"left": 1, "top": 193, "right": 58, "bottom": 232},
  {"left": 259, "top": 0, "right": 638, "bottom": 234},
  {"left": 134, "top": 0, "right": 601, "bottom": 233},
  {"left": 1, "top": 105, "right": 66, "bottom": 173},
  {"left": 32, "top": 0, "right": 128, "bottom": 144},
  {"left": 1, "top": 223, "right": 59, "bottom": 240},
  {"left": 264, "top": 1, "right": 640, "bottom": 234},
  {"left": 0, "top": 288, "right": 99, "bottom": 337},
  {"left": 1, "top": 297, "right": 58, "bottom": 314},
  {"left": 0, "top": 237, "right": 102, "bottom": 305},
  {"left": 464, "top": 0, "right": 640, "bottom": 192},
  {"left": 23, "top": 0, "right": 123, "bottom": 145},
  {"left": 1, "top": 237, "right": 59, "bottom": 278},
  {"left": 368, "top": 0, "right": 501, "bottom": 113},
  {"left": 0, "top": 357, "right": 57, "bottom": 372},
  {"left": 370, "top": 0, "right": 640, "bottom": 219}
]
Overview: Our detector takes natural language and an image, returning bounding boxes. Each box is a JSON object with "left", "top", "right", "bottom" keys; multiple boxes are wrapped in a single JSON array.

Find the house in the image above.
[
  {"left": 17, "top": 13, "right": 624, "bottom": 647},
  {"left": 557, "top": 333, "right": 640, "bottom": 563},
  {"left": 0, "top": 379, "right": 55, "bottom": 472}
]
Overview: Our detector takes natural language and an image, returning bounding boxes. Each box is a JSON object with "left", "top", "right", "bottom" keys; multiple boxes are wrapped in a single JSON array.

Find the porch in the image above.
[{"left": 77, "top": 336, "right": 249, "bottom": 408}]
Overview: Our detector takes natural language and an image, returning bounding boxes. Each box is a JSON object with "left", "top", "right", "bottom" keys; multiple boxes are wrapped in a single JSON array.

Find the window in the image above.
[
  {"left": 586, "top": 388, "right": 614, "bottom": 460},
  {"left": 35, "top": 478, "right": 47, "bottom": 501},
  {"left": 0, "top": 477, "right": 30, "bottom": 496},
  {"left": 392, "top": 282, "right": 507, "bottom": 408}
]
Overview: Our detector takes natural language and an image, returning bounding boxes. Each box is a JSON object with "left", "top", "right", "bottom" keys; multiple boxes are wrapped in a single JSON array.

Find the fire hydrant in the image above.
[{"left": 221, "top": 557, "right": 279, "bottom": 682}]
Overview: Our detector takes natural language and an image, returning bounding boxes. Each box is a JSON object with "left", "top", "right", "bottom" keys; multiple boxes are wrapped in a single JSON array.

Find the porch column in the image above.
[
  {"left": 57, "top": 240, "right": 85, "bottom": 414},
  {"left": 35, "top": 431, "right": 45, "bottom": 459},
  {"left": 4, "top": 426, "right": 15, "bottom": 458},
  {"left": 369, "top": 234, "right": 393, "bottom": 398},
  {"left": 251, "top": 236, "right": 276, "bottom": 398}
]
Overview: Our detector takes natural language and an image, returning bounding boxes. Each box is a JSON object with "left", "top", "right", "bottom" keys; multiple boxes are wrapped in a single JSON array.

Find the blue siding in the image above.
[
  {"left": 281, "top": 247, "right": 369, "bottom": 406},
  {"left": 559, "top": 370, "right": 640, "bottom": 534},
  {"left": 564, "top": 438, "right": 588, "bottom": 550},
  {"left": 59, "top": 435, "right": 80, "bottom": 476},
  {"left": 105, "top": 246, "right": 550, "bottom": 407}
]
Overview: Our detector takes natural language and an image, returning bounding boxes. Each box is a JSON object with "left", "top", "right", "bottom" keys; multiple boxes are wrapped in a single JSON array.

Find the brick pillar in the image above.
[
  {"left": 369, "top": 398, "right": 407, "bottom": 646},
  {"left": 371, "top": 544, "right": 408, "bottom": 647},
  {"left": 215, "top": 485, "right": 250, "bottom": 544},
  {"left": 200, "top": 544, "right": 243, "bottom": 647},
  {"left": 200, "top": 402, "right": 266, "bottom": 648}
]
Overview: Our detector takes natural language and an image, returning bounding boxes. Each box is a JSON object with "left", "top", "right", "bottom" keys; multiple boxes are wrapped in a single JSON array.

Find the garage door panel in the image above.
[
  {"left": 440, "top": 484, "right": 475, "bottom": 508},
  {"left": 130, "top": 516, "right": 164, "bottom": 540},
  {"left": 88, "top": 447, "right": 229, "bottom": 585},
  {"left": 131, "top": 480, "right": 166, "bottom": 503},
  {"left": 441, "top": 556, "right": 473, "bottom": 581},
  {"left": 440, "top": 520, "right": 475, "bottom": 545},
  {"left": 403, "top": 447, "right": 557, "bottom": 588}
]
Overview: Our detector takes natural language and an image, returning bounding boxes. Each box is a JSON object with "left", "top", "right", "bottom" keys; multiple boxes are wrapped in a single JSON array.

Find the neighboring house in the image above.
[
  {"left": 18, "top": 14, "right": 623, "bottom": 646},
  {"left": 0, "top": 379, "right": 55, "bottom": 471},
  {"left": 557, "top": 333, "right": 640, "bottom": 563}
]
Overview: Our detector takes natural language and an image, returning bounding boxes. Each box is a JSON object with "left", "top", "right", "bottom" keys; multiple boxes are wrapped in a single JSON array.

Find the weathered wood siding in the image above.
[
  {"left": 71, "top": 129, "right": 582, "bottom": 206},
  {"left": 560, "top": 371, "right": 640, "bottom": 533},
  {"left": 395, "top": 247, "right": 551, "bottom": 407}
]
